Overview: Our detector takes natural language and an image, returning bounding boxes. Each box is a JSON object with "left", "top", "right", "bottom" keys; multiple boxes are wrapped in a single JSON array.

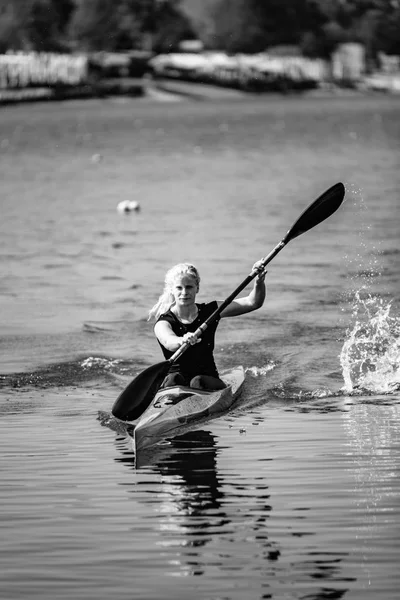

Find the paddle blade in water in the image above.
[
  {"left": 111, "top": 360, "right": 170, "bottom": 421},
  {"left": 284, "top": 182, "right": 345, "bottom": 242}
]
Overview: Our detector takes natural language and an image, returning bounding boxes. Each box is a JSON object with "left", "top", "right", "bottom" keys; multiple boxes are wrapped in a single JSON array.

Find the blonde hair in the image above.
[{"left": 148, "top": 263, "right": 200, "bottom": 321}]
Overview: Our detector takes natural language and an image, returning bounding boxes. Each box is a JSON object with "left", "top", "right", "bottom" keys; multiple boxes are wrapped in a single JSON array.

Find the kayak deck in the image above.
[{"left": 133, "top": 366, "right": 245, "bottom": 454}]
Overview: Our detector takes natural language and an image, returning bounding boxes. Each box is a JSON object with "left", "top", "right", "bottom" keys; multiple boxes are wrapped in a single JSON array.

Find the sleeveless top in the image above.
[{"left": 156, "top": 301, "right": 220, "bottom": 377}]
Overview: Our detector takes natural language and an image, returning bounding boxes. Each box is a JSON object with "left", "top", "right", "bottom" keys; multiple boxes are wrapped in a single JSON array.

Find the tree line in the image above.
[{"left": 0, "top": 0, "right": 399, "bottom": 60}]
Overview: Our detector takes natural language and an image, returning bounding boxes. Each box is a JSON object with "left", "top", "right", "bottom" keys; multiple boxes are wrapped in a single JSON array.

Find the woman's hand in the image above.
[
  {"left": 252, "top": 260, "right": 268, "bottom": 281},
  {"left": 180, "top": 332, "right": 200, "bottom": 346}
]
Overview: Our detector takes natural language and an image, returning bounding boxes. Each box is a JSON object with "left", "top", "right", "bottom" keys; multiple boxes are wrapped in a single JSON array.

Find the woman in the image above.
[{"left": 148, "top": 262, "right": 267, "bottom": 390}]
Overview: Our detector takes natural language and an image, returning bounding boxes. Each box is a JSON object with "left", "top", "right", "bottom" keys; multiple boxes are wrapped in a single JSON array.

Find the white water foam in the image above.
[
  {"left": 245, "top": 363, "right": 276, "bottom": 377},
  {"left": 81, "top": 356, "right": 123, "bottom": 370},
  {"left": 340, "top": 291, "right": 400, "bottom": 393},
  {"left": 339, "top": 185, "right": 400, "bottom": 394}
]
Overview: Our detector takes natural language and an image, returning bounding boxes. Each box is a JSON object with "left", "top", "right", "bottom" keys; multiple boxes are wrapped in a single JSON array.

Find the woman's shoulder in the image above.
[
  {"left": 156, "top": 309, "right": 175, "bottom": 324},
  {"left": 197, "top": 300, "right": 218, "bottom": 307},
  {"left": 197, "top": 301, "right": 218, "bottom": 316}
]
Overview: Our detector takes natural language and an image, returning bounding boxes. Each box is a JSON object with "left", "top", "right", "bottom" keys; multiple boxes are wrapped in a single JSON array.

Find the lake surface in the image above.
[{"left": 1, "top": 92, "right": 399, "bottom": 599}]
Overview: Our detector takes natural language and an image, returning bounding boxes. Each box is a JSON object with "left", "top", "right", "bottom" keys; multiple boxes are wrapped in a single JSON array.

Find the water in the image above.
[{"left": 1, "top": 93, "right": 399, "bottom": 599}]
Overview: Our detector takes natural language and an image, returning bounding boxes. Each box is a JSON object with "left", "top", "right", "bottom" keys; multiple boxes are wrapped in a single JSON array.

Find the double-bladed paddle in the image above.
[{"left": 112, "top": 182, "right": 345, "bottom": 421}]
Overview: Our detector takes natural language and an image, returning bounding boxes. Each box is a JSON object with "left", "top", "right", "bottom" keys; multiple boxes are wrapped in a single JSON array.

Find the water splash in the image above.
[
  {"left": 80, "top": 356, "right": 138, "bottom": 375},
  {"left": 340, "top": 289, "right": 400, "bottom": 394},
  {"left": 269, "top": 382, "right": 333, "bottom": 400},
  {"left": 339, "top": 184, "right": 400, "bottom": 394},
  {"left": 81, "top": 356, "right": 123, "bottom": 370},
  {"left": 245, "top": 363, "right": 276, "bottom": 377}
]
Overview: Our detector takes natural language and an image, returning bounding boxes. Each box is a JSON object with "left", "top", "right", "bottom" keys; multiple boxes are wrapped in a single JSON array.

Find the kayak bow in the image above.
[{"left": 133, "top": 366, "right": 245, "bottom": 454}]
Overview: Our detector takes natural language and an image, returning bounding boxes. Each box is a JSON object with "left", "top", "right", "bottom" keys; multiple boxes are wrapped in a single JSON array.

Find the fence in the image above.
[{"left": 0, "top": 52, "right": 88, "bottom": 89}]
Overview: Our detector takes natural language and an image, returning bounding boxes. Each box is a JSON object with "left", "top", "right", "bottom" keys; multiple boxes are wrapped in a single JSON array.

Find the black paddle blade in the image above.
[
  {"left": 111, "top": 360, "right": 170, "bottom": 421},
  {"left": 284, "top": 182, "right": 345, "bottom": 243}
]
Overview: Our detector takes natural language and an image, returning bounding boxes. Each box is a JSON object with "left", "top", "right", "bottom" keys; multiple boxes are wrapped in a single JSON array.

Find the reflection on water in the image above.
[
  {"left": 116, "top": 430, "right": 229, "bottom": 577},
  {"left": 341, "top": 400, "right": 400, "bottom": 595},
  {"left": 113, "top": 427, "right": 355, "bottom": 597},
  {"left": 343, "top": 399, "right": 400, "bottom": 508}
]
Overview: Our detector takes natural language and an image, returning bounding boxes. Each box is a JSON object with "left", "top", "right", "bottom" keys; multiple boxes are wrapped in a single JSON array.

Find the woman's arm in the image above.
[
  {"left": 219, "top": 262, "right": 267, "bottom": 318},
  {"left": 154, "top": 321, "right": 199, "bottom": 352}
]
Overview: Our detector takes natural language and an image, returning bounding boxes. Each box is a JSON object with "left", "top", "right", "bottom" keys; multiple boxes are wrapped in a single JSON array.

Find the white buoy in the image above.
[{"left": 117, "top": 200, "right": 141, "bottom": 213}]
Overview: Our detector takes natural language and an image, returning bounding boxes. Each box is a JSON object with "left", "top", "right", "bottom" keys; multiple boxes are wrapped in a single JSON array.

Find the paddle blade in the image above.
[
  {"left": 284, "top": 182, "right": 345, "bottom": 243},
  {"left": 111, "top": 360, "right": 170, "bottom": 421}
]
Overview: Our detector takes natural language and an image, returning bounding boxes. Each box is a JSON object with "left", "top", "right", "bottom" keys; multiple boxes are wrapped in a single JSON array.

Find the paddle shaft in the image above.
[{"left": 169, "top": 239, "right": 286, "bottom": 363}]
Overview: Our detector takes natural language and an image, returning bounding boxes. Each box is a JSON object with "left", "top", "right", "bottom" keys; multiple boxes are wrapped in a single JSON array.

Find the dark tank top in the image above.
[{"left": 156, "top": 301, "right": 220, "bottom": 377}]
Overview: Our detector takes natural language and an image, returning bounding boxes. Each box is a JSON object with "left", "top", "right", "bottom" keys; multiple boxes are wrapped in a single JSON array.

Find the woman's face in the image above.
[{"left": 171, "top": 275, "right": 198, "bottom": 307}]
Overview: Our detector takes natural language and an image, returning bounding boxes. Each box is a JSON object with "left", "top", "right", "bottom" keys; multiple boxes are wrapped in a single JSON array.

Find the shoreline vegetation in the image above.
[{"left": 1, "top": 49, "right": 399, "bottom": 106}]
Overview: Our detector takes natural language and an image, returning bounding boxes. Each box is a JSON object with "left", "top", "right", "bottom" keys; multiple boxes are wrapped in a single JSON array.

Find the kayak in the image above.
[{"left": 133, "top": 366, "right": 245, "bottom": 454}]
